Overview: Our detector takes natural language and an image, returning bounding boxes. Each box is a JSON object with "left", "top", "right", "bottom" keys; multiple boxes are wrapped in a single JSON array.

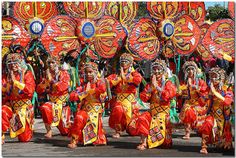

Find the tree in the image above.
[{"left": 206, "top": 4, "right": 231, "bottom": 21}]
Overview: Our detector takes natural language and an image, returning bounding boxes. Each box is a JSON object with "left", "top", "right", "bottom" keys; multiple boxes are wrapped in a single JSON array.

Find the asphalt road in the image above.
[{"left": 2, "top": 117, "right": 235, "bottom": 157}]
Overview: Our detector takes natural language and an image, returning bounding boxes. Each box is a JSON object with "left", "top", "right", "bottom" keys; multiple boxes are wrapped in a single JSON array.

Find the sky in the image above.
[{"left": 205, "top": 2, "right": 228, "bottom": 9}]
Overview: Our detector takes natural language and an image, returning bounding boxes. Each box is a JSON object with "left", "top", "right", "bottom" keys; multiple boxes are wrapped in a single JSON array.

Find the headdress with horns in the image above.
[
  {"left": 208, "top": 67, "right": 226, "bottom": 83},
  {"left": 120, "top": 53, "right": 134, "bottom": 64},
  {"left": 151, "top": 59, "right": 167, "bottom": 74}
]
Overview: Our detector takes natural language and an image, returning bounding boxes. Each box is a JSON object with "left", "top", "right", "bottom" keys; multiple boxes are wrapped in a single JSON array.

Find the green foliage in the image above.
[{"left": 206, "top": 4, "right": 231, "bottom": 21}]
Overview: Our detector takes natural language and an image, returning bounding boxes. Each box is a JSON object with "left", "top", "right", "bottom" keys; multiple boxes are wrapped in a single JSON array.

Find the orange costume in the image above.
[
  {"left": 2, "top": 53, "right": 35, "bottom": 143},
  {"left": 107, "top": 53, "right": 142, "bottom": 136},
  {"left": 128, "top": 59, "right": 177, "bottom": 149},
  {"left": 37, "top": 60, "right": 71, "bottom": 136},
  {"left": 68, "top": 62, "right": 107, "bottom": 147},
  {"left": 199, "top": 67, "right": 233, "bottom": 154}
]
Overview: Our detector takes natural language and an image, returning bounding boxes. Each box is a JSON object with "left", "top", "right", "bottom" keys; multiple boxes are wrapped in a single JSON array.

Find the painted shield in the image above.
[
  {"left": 2, "top": 16, "right": 31, "bottom": 48},
  {"left": 202, "top": 19, "right": 234, "bottom": 61},
  {"left": 162, "top": 40, "right": 175, "bottom": 58},
  {"left": 147, "top": 2, "right": 183, "bottom": 21},
  {"left": 196, "top": 23, "right": 212, "bottom": 61},
  {"left": 105, "top": 2, "right": 138, "bottom": 28},
  {"left": 63, "top": 2, "right": 105, "bottom": 20},
  {"left": 228, "top": 2, "right": 235, "bottom": 19},
  {"left": 182, "top": 2, "right": 206, "bottom": 26},
  {"left": 41, "top": 15, "right": 80, "bottom": 58},
  {"left": 76, "top": 19, "right": 96, "bottom": 44},
  {"left": 172, "top": 15, "right": 201, "bottom": 56},
  {"left": 93, "top": 16, "right": 126, "bottom": 59},
  {"left": 127, "top": 18, "right": 160, "bottom": 60},
  {"left": 14, "top": 2, "right": 58, "bottom": 26}
]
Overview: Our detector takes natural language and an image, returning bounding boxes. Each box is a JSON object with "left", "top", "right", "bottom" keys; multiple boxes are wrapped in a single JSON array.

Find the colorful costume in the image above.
[
  {"left": 128, "top": 59, "right": 177, "bottom": 149},
  {"left": 36, "top": 58, "right": 71, "bottom": 136},
  {"left": 2, "top": 53, "right": 35, "bottom": 143},
  {"left": 68, "top": 62, "right": 107, "bottom": 147},
  {"left": 108, "top": 53, "right": 142, "bottom": 135},
  {"left": 199, "top": 67, "right": 233, "bottom": 154},
  {"left": 179, "top": 61, "right": 208, "bottom": 139}
]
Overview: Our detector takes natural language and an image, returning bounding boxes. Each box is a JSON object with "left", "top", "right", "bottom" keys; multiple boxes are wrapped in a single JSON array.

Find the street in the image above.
[{"left": 2, "top": 117, "right": 235, "bottom": 157}]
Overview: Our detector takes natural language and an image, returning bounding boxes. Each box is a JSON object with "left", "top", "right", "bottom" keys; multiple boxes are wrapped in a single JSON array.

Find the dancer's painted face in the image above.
[
  {"left": 120, "top": 60, "right": 131, "bottom": 70},
  {"left": 85, "top": 67, "right": 95, "bottom": 81},
  {"left": 210, "top": 73, "right": 220, "bottom": 86},
  {"left": 8, "top": 62, "right": 19, "bottom": 72},
  {"left": 153, "top": 65, "right": 163, "bottom": 78},
  {"left": 48, "top": 60, "right": 57, "bottom": 72},
  {"left": 186, "top": 67, "right": 195, "bottom": 78}
]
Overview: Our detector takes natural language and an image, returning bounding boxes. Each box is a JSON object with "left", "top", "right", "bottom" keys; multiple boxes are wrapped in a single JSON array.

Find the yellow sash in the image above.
[
  {"left": 147, "top": 104, "right": 170, "bottom": 148},
  {"left": 50, "top": 93, "right": 68, "bottom": 127},
  {"left": 117, "top": 93, "right": 136, "bottom": 124},
  {"left": 82, "top": 102, "right": 103, "bottom": 145},
  {"left": 10, "top": 99, "right": 33, "bottom": 138}
]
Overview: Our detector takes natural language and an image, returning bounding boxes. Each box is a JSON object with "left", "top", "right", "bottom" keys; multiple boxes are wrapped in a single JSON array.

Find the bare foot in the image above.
[
  {"left": 137, "top": 143, "right": 147, "bottom": 151},
  {"left": 68, "top": 143, "right": 77, "bottom": 149},
  {"left": 44, "top": 131, "right": 52, "bottom": 138},
  {"left": 2, "top": 135, "right": 5, "bottom": 145},
  {"left": 200, "top": 148, "right": 208, "bottom": 154},
  {"left": 182, "top": 135, "right": 190, "bottom": 140},
  {"left": 112, "top": 133, "right": 120, "bottom": 139}
]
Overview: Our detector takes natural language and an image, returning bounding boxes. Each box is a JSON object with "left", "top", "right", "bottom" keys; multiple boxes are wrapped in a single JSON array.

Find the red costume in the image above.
[
  {"left": 68, "top": 62, "right": 107, "bottom": 147},
  {"left": 37, "top": 69, "right": 71, "bottom": 136},
  {"left": 2, "top": 53, "right": 35, "bottom": 143},
  {"left": 107, "top": 69, "right": 142, "bottom": 134}
]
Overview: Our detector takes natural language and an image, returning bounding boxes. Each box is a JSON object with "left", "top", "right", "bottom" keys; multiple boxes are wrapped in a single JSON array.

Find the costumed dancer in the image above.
[
  {"left": 107, "top": 53, "right": 142, "bottom": 138},
  {"left": 2, "top": 52, "right": 35, "bottom": 144},
  {"left": 199, "top": 67, "right": 233, "bottom": 154},
  {"left": 179, "top": 61, "right": 208, "bottom": 139},
  {"left": 128, "top": 59, "right": 177, "bottom": 150},
  {"left": 68, "top": 62, "right": 107, "bottom": 148},
  {"left": 36, "top": 57, "right": 71, "bottom": 138}
]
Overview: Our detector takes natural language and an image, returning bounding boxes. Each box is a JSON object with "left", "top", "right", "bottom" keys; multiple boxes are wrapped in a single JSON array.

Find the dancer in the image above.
[
  {"left": 36, "top": 57, "right": 71, "bottom": 138},
  {"left": 68, "top": 62, "right": 107, "bottom": 148},
  {"left": 179, "top": 61, "right": 208, "bottom": 139},
  {"left": 107, "top": 53, "right": 142, "bottom": 138},
  {"left": 199, "top": 67, "right": 233, "bottom": 154},
  {"left": 2, "top": 52, "right": 35, "bottom": 144},
  {"left": 128, "top": 59, "right": 177, "bottom": 150}
]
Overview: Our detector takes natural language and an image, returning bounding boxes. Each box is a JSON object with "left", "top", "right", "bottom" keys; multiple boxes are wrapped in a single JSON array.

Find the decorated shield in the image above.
[
  {"left": 202, "top": 19, "right": 234, "bottom": 61},
  {"left": 105, "top": 2, "right": 138, "bottom": 31},
  {"left": 41, "top": 15, "right": 80, "bottom": 58},
  {"left": 63, "top": 2, "right": 105, "bottom": 20},
  {"left": 13, "top": 2, "right": 58, "bottom": 34},
  {"left": 127, "top": 18, "right": 160, "bottom": 60},
  {"left": 147, "top": 2, "right": 183, "bottom": 21},
  {"left": 94, "top": 16, "right": 126, "bottom": 58},
  {"left": 76, "top": 19, "right": 96, "bottom": 44},
  {"left": 228, "top": 2, "right": 235, "bottom": 19},
  {"left": 2, "top": 16, "right": 31, "bottom": 48},
  {"left": 196, "top": 23, "right": 212, "bottom": 61},
  {"left": 172, "top": 15, "right": 201, "bottom": 56},
  {"left": 182, "top": 2, "right": 206, "bottom": 26}
]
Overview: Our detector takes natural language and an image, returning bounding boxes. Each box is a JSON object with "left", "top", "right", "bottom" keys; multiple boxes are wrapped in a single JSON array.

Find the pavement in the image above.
[{"left": 1, "top": 117, "right": 235, "bottom": 157}]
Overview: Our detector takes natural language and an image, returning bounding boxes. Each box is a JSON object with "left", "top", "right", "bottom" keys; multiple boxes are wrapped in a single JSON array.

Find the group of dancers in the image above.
[{"left": 2, "top": 46, "right": 234, "bottom": 154}]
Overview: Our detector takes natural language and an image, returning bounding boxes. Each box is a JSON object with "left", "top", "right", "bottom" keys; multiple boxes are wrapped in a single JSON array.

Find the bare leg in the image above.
[
  {"left": 68, "top": 135, "right": 78, "bottom": 149},
  {"left": 44, "top": 123, "right": 52, "bottom": 138},
  {"left": 182, "top": 123, "right": 191, "bottom": 139},
  {"left": 137, "top": 135, "right": 147, "bottom": 150},
  {"left": 2, "top": 133, "right": 5, "bottom": 145},
  {"left": 200, "top": 134, "right": 208, "bottom": 154}
]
